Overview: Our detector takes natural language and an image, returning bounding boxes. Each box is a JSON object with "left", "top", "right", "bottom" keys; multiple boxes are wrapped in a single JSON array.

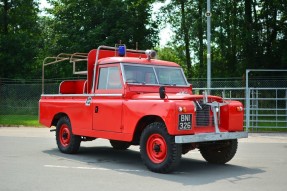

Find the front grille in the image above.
[{"left": 195, "top": 101, "right": 213, "bottom": 126}]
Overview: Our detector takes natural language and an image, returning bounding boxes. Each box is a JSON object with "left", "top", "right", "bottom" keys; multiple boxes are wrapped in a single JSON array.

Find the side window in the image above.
[
  {"left": 98, "top": 67, "right": 122, "bottom": 90},
  {"left": 98, "top": 68, "right": 108, "bottom": 89}
]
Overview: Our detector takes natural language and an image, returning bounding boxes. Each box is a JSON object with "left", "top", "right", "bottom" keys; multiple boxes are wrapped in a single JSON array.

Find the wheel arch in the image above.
[
  {"left": 132, "top": 115, "right": 165, "bottom": 145},
  {"left": 51, "top": 112, "right": 69, "bottom": 127}
]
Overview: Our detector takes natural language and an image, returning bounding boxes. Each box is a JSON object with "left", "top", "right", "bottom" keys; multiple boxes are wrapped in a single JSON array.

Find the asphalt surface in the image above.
[{"left": 0, "top": 127, "right": 286, "bottom": 191}]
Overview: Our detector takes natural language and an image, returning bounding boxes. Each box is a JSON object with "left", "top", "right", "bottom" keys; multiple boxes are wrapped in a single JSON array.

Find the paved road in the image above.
[{"left": 0, "top": 127, "right": 286, "bottom": 191}]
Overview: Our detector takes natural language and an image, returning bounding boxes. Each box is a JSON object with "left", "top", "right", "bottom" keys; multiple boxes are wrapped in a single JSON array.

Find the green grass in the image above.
[
  {"left": 249, "top": 128, "right": 287, "bottom": 132},
  {"left": 0, "top": 115, "right": 41, "bottom": 127}
]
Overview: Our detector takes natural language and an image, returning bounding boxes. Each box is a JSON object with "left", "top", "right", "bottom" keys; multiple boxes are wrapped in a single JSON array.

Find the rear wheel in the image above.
[
  {"left": 56, "top": 117, "right": 81, "bottom": 154},
  {"left": 110, "top": 140, "right": 131, "bottom": 150},
  {"left": 140, "top": 122, "right": 182, "bottom": 173},
  {"left": 199, "top": 139, "right": 238, "bottom": 164}
]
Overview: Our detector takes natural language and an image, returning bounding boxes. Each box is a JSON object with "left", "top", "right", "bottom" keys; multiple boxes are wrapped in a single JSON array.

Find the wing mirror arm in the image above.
[{"left": 159, "top": 86, "right": 166, "bottom": 99}]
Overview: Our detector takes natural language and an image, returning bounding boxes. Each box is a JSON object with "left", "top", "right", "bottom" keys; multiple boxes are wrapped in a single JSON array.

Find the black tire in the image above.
[
  {"left": 110, "top": 140, "right": 131, "bottom": 150},
  {"left": 199, "top": 139, "right": 238, "bottom": 164},
  {"left": 140, "top": 122, "right": 182, "bottom": 173},
  {"left": 56, "top": 117, "right": 81, "bottom": 154}
]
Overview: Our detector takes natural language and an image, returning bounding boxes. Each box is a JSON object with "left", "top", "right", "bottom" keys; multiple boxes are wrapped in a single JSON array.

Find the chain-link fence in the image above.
[{"left": 1, "top": 77, "right": 286, "bottom": 130}]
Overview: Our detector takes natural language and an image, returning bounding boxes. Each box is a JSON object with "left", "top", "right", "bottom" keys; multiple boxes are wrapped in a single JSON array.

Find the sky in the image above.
[
  {"left": 39, "top": 0, "right": 172, "bottom": 47},
  {"left": 39, "top": 0, "right": 51, "bottom": 10}
]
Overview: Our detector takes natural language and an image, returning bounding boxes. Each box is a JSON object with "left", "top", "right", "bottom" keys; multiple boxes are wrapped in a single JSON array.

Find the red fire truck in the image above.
[{"left": 39, "top": 45, "right": 248, "bottom": 173}]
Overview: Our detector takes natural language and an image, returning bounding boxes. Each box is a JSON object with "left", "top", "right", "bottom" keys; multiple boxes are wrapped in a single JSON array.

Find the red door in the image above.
[
  {"left": 92, "top": 98, "right": 123, "bottom": 132},
  {"left": 92, "top": 65, "right": 124, "bottom": 132}
]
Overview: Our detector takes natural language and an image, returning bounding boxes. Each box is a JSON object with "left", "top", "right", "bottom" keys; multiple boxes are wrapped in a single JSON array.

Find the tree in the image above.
[
  {"left": 0, "top": 0, "right": 41, "bottom": 78},
  {"left": 157, "top": 46, "right": 188, "bottom": 72},
  {"left": 159, "top": 0, "right": 194, "bottom": 78},
  {"left": 46, "top": 0, "right": 158, "bottom": 54},
  {"left": 159, "top": 0, "right": 287, "bottom": 79},
  {"left": 211, "top": 0, "right": 245, "bottom": 77},
  {"left": 37, "top": 0, "right": 158, "bottom": 79},
  {"left": 159, "top": 0, "right": 207, "bottom": 78}
]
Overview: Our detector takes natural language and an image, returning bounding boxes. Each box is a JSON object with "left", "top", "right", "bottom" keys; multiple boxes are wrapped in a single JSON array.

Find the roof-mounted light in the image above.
[
  {"left": 118, "top": 45, "right": 126, "bottom": 57},
  {"left": 145, "top": 50, "right": 156, "bottom": 60}
]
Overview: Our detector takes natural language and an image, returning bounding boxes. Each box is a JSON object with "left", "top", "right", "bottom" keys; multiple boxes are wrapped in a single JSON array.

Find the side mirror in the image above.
[{"left": 159, "top": 86, "right": 166, "bottom": 99}]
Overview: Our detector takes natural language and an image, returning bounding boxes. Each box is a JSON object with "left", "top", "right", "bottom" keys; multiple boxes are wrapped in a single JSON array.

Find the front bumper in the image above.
[{"left": 175, "top": 131, "right": 248, "bottom": 143}]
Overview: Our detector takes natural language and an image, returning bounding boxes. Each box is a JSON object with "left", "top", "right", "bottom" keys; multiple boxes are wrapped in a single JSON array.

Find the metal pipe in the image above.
[
  {"left": 276, "top": 89, "right": 278, "bottom": 127},
  {"left": 286, "top": 89, "right": 287, "bottom": 127},
  {"left": 206, "top": 0, "right": 211, "bottom": 93},
  {"left": 42, "top": 57, "right": 70, "bottom": 94},
  {"left": 245, "top": 70, "right": 250, "bottom": 132}
]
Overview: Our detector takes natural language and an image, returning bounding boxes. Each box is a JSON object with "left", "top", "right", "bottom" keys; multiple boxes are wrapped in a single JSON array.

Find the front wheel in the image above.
[
  {"left": 140, "top": 122, "right": 182, "bottom": 173},
  {"left": 56, "top": 117, "right": 81, "bottom": 154},
  {"left": 199, "top": 139, "right": 238, "bottom": 164}
]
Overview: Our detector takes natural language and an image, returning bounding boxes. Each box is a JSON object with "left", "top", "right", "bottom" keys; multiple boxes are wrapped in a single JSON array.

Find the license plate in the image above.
[{"left": 178, "top": 114, "right": 192, "bottom": 130}]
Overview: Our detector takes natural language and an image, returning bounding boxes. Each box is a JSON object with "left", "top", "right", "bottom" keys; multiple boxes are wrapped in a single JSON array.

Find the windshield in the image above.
[{"left": 122, "top": 64, "right": 188, "bottom": 86}]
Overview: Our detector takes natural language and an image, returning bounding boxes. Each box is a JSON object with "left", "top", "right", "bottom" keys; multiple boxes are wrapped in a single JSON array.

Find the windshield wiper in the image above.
[
  {"left": 161, "top": 83, "right": 177, "bottom": 86},
  {"left": 126, "top": 81, "right": 147, "bottom": 85}
]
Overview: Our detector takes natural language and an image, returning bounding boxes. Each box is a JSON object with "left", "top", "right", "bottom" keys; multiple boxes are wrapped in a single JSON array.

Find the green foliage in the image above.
[
  {"left": 37, "top": 0, "right": 159, "bottom": 79},
  {"left": 158, "top": 0, "right": 205, "bottom": 78},
  {"left": 0, "top": 0, "right": 41, "bottom": 78},
  {"left": 1, "top": 0, "right": 286, "bottom": 80},
  {"left": 157, "top": 46, "right": 190, "bottom": 75},
  {"left": 158, "top": 0, "right": 287, "bottom": 79},
  {"left": 0, "top": 0, "right": 159, "bottom": 79},
  {"left": 46, "top": 0, "right": 158, "bottom": 54}
]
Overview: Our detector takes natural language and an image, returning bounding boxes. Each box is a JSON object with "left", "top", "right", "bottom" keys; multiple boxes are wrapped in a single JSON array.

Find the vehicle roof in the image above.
[{"left": 98, "top": 57, "right": 180, "bottom": 67}]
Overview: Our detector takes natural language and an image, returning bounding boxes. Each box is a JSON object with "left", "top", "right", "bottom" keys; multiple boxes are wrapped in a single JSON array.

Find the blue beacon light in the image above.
[{"left": 118, "top": 46, "right": 126, "bottom": 57}]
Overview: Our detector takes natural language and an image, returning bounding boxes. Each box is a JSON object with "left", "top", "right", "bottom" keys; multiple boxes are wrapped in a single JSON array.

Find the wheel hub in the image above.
[
  {"left": 59, "top": 124, "right": 71, "bottom": 147},
  {"left": 62, "top": 132, "right": 68, "bottom": 139},
  {"left": 153, "top": 144, "right": 161, "bottom": 153},
  {"left": 146, "top": 134, "right": 167, "bottom": 163}
]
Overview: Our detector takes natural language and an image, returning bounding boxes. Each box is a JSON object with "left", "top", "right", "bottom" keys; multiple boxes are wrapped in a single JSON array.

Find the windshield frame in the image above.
[{"left": 120, "top": 63, "right": 189, "bottom": 87}]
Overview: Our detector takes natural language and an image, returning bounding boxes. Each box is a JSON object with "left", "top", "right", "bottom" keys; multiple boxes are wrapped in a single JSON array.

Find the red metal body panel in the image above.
[
  {"left": 99, "top": 57, "right": 180, "bottom": 67},
  {"left": 39, "top": 92, "right": 244, "bottom": 140},
  {"left": 39, "top": 96, "right": 93, "bottom": 130},
  {"left": 59, "top": 80, "right": 86, "bottom": 94},
  {"left": 220, "top": 101, "right": 244, "bottom": 131},
  {"left": 92, "top": 98, "right": 123, "bottom": 132},
  {"left": 122, "top": 99, "right": 177, "bottom": 135}
]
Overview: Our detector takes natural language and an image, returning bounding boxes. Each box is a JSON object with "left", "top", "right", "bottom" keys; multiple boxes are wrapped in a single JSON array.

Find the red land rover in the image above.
[{"left": 39, "top": 45, "right": 247, "bottom": 173}]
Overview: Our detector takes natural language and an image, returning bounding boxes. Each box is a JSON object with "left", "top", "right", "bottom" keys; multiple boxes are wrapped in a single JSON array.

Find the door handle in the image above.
[
  {"left": 85, "top": 96, "right": 92, "bottom": 106},
  {"left": 95, "top": 106, "right": 99, "bottom": 113}
]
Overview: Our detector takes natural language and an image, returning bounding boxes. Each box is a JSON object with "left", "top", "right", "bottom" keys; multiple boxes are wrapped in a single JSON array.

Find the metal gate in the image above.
[
  {"left": 193, "top": 70, "right": 287, "bottom": 132},
  {"left": 245, "top": 87, "right": 287, "bottom": 131},
  {"left": 245, "top": 69, "right": 287, "bottom": 131}
]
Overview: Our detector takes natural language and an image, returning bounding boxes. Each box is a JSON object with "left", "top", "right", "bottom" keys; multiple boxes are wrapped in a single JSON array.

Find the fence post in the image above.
[
  {"left": 276, "top": 89, "right": 278, "bottom": 127},
  {"left": 255, "top": 89, "right": 259, "bottom": 129},
  {"left": 286, "top": 89, "right": 287, "bottom": 127},
  {"left": 245, "top": 70, "right": 250, "bottom": 132}
]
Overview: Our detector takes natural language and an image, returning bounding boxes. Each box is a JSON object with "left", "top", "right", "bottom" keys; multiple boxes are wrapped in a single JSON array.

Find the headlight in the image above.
[
  {"left": 178, "top": 106, "right": 187, "bottom": 112},
  {"left": 236, "top": 106, "right": 243, "bottom": 112},
  {"left": 192, "top": 101, "right": 197, "bottom": 112}
]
